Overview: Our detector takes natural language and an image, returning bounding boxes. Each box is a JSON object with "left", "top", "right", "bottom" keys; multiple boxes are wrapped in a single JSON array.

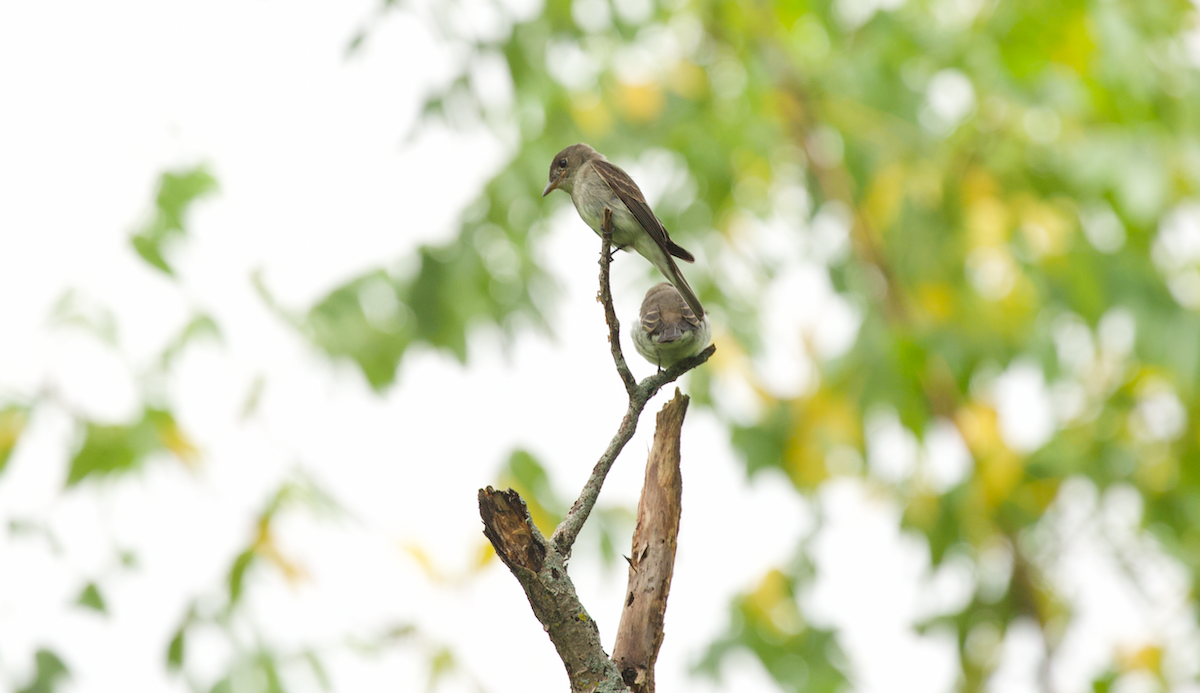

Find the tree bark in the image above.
[
  {"left": 479, "top": 487, "right": 628, "bottom": 692},
  {"left": 610, "top": 391, "right": 688, "bottom": 692},
  {"left": 477, "top": 209, "right": 713, "bottom": 691}
]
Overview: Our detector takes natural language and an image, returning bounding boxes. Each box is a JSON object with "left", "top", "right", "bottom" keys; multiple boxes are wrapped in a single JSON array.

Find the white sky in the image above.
[{"left": 0, "top": 2, "right": 1196, "bottom": 693}]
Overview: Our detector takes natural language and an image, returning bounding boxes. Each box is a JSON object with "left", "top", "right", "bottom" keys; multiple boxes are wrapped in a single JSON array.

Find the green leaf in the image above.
[
  {"left": 75, "top": 582, "right": 107, "bottom": 614},
  {"left": 0, "top": 405, "right": 29, "bottom": 475},
  {"left": 697, "top": 571, "right": 847, "bottom": 693},
  {"left": 305, "top": 269, "right": 412, "bottom": 391},
  {"left": 131, "top": 165, "right": 218, "bottom": 276},
  {"left": 505, "top": 449, "right": 554, "bottom": 504},
  {"left": 66, "top": 421, "right": 152, "bottom": 486},
  {"left": 498, "top": 448, "right": 563, "bottom": 532},
  {"left": 303, "top": 650, "right": 332, "bottom": 692},
  {"left": 1091, "top": 669, "right": 1118, "bottom": 693},
  {"left": 427, "top": 646, "right": 457, "bottom": 691},
  {"left": 239, "top": 374, "right": 266, "bottom": 421},
  {"left": 66, "top": 408, "right": 199, "bottom": 486},
  {"left": 47, "top": 290, "right": 118, "bottom": 344},
  {"left": 227, "top": 548, "right": 255, "bottom": 608},
  {"left": 258, "top": 652, "right": 285, "bottom": 693},
  {"left": 293, "top": 144, "right": 557, "bottom": 390},
  {"left": 260, "top": 471, "right": 344, "bottom": 521},
  {"left": 131, "top": 235, "right": 173, "bottom": 275},
  {"left": 166, "top": 626, "right": 186, "bottom": 671},
  {"left": 592, "top": 506, "right": 635, "bottom": 568},
  {"left": 17, "top": 649, "right": 69, "bottom": 693},
  {"left": 730, "top": 406, "right": 790, "bottom": 476},
  {"left": 223, "top": 474, "right": 344, "bottom": 610},
  {"left": 160, "top": 313, "right": 222, "bottom": 370},
  {"left": 166, "top": 604, "right": 196, "bottom": 671},
  {"left": 7, "top": 518, "right": 62, "bottom": 553}
]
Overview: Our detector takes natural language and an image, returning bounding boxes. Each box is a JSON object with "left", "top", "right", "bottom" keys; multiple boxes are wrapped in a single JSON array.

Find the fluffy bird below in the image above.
[{"left": 631, "top": 282, "right": 712, "bottom": 369}]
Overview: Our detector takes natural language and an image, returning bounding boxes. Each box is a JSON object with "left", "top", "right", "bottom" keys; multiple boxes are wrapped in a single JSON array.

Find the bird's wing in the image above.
[
  {"left": 643, "top": 288, "right": 702, "bottom": 341},
  {"left": 640, "top": 303, "right": 661, "bottom": 335},
  {"left": 679, "top": 301, "right": 703, "bottom": 332},
  {"left": 592, "top": 159, "right": 694, "bottom": 263},
  {"left": 658, "top": 293, "right": 701, "bottom": 339}
]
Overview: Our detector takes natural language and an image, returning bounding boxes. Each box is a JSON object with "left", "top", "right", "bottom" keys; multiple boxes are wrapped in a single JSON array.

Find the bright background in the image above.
[{"left": 2, "top": 1, "right": 1200, "bottom": 692}]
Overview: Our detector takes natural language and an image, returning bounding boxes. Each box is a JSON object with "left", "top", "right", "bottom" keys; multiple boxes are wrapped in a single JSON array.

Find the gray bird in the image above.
[
  {"left": 631, "top": 283, "right": 712, "bottom": 370},
  {"left": 542, "top": 143, "right": 705, "bottom": 318}
]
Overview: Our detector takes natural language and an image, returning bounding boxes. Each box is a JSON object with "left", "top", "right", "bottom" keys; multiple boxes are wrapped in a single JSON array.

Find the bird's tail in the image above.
[
  {"left": 656, "top": 254, "right": 705, "bottom": 319},
  {"left": 666, "top": 239, "right": 695, "bottom": 263},
  {"left": 658, "top": 322, "right": 683, "bottom": 344}
]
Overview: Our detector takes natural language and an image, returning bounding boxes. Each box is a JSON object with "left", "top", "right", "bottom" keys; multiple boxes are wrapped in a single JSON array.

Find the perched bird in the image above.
[
  {"left": 542, "top": 143, "right": 705, "bottom": 318},
  {"left": 631, "top": 283, "right": 711, "bottom": 370}
]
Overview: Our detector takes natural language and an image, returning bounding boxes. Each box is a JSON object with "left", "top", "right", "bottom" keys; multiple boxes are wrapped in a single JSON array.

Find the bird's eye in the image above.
[{"left": 558, "top": 158, "right": 567, "bottom": 167}]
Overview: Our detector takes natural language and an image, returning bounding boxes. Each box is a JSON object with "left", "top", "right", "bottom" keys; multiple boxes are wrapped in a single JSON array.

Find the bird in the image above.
[
  {"left": 631, "top": 283, "right": 711, "bottom": 370},
  {"left": 542, "top": 143, "right": 705, "bottom": 318}
]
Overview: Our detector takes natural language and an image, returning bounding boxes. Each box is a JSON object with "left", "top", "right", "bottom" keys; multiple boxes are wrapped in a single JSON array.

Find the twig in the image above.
[
  {"left": 550, "top": 209, "right": 714, "bottom": 556},
  {"left": 479, "top": 487, "right": 626, "bottom": 692},
  {"left": 599, "top": 208, "right": 639, "bottom": 397},
  {"left": 478, "top": 206, "right": 713, "bottom": 691}
]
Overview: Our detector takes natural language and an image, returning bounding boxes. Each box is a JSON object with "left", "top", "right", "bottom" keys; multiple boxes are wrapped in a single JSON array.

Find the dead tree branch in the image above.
[
  {"left": 551, "top": 209, "right": 714, "bottom": 558},
  {"left": 611, "top": 391, "right": 688, "bottom": 692},
  {"left": 478, "top": 207, "right": 713, "bottom": 691}
]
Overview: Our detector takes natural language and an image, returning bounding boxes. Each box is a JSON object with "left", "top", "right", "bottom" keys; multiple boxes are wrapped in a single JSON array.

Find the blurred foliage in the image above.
[
  {"left": 347, "top": 624, "right": 488, "bottom": 692},
  {"left": 66, "top": 407, "right": 197, "bottom": 486},
  {"left": 131, "top": 166, "right": 218, "bottom": 276},
  {"left": 47, "top": 169, "right": 222, "bottom": 489},
  {"left": 0, "top": 405, "right": 29, "bottom": 475},
  {"left": 3, "top": 168, "right": 458, "bottom": 693},
  {"left": 698, "top": 569, "right": 846, "bottom": 692},
  {"left": 227, "top": 473, "right": 345, "bottom": 608},
  {"left": 7, "top": 518, "right": 63, "bottom": 554},
  {"left": 344, "top": 0, "right": 1200, "bottom": 689},
  {"left": 267, "top": 196, "right": 552, "bottom": 391},
  {"left": 166, "top": 473, "right": 351, "bottom": 692},
  {"left": 4, "top": 151, "right": 504, "bottom": 693},
  {"left": 75, "top": 581, "right": 107, "bottom": 614},
  {"left": 48, "top": 290, "right": 118, "bottom": 346},
  {"left": 5, "top": 0, "right": 1200, "bottom": 690},
  {"left": 15, "top": 649, "right": 68, "bottom": 693},
  {"left": 160, "top": 314, "right": 222, "bottom": 370},
  {"left": 498, "top": 447, "right": 565, "bottom": 532},
  {"left": 496, "top": 447, "right": 633, "bottom": 567}
]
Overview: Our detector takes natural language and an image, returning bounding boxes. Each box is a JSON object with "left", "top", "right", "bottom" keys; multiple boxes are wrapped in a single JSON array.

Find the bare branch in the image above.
[
  {"left": 637, "top": 345, "right": 716, "bottom": 397},
  {"left": 551, "top": 399, "right": 641, "bottom": 558},
  {"left": 551, "top": 210, "right": 714, "bottom": 556},
  {"left": 479, "top": 205, "right": 714, "bottom": 689},
  {"left": 612, "top": 390, "right": 689, "bottom": 692},
  {"left": 599, "top": 207, "right": 639, "bottom": 397},
  {"left": 478, "top": 487, "right": 628, "bottom": 692}
]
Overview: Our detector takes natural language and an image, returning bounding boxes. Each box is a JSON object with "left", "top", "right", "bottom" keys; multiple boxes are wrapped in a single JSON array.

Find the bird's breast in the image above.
[{"left": 572, "top": 171, "right": 639, "bottom": 247}]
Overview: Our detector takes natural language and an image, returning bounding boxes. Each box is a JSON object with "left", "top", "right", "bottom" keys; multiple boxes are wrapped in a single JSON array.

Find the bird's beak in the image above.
[{"left": 542, "top": 170, "right": 565, "bottom": 197}]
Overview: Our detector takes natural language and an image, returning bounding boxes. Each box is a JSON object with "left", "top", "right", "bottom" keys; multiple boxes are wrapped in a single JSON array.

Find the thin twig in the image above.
[
  {"left": 550, "top": 208, "right": 715, "bottom": 556},
  {"left": 599, "top": 208, "right": 639, "bottom": 397},
  {"left": 481, "top": 206, "right": 712, "bottom": 690},
  {"left": 552, "top": 400, "right": 640, "bottom": 556}
]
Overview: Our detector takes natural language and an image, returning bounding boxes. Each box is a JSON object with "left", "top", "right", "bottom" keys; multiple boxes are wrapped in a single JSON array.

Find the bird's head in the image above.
[{"left": 543, "top": 143, "right": 598, "bottom": 197}]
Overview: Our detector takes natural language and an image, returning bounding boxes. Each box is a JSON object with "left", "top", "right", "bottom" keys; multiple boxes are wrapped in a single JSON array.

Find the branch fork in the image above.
[{"left": 478, "top": 207, "right": 714, "bottom": 692}]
